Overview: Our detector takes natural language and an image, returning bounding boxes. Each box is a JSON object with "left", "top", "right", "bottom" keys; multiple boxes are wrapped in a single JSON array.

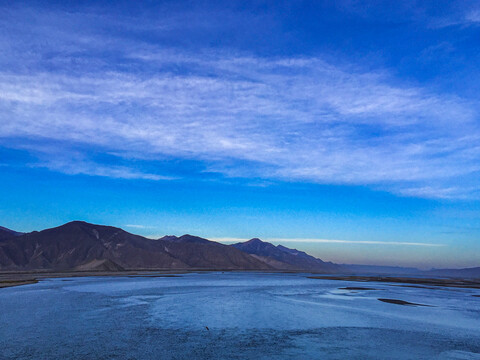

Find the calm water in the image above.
[{"left": 1, "top": 272, "right": 479, "bottom": 360}]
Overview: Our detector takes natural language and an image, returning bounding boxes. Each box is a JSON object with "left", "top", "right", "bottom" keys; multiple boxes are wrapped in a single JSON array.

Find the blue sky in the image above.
[{"left": 1, "top": 1, "right": 480, "bottom": 268}]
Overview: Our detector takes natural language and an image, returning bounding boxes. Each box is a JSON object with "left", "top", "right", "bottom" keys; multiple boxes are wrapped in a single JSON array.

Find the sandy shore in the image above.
[
  {"left": 0, "top": 279, "right": 39, "bottom": 288},
  {"left": 0, "top": 270, "right": 191, "bottom": 289}
]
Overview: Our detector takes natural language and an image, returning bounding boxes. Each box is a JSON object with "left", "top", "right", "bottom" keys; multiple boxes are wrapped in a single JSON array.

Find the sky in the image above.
[{"left": 1, "top": 0, "right": 480, "bottom": 268}]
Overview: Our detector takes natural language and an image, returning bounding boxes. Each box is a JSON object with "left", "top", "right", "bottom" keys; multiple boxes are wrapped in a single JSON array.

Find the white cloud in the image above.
[
  {"left": 465, "top": 10, "right": 480, "bottom": 24},
  {"left": 28, "top": 152, "right": 174, "bottom": 181},
  {"left": 429, "top": 8, "right": 480, "bottom": 28},
  {"left": 125, "top": 224, "right": 155, "bottom": 229},
  {"left": 0, "top": 6, "right": 479, "bottom": 199},
  {"left": 213, "top": 238, "right": 446, "bottom": 247}
]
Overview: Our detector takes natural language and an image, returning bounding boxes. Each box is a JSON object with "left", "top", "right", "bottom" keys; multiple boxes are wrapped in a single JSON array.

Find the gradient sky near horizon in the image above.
[{"left": 1, "top": 1, "right": 480, "bottom": 268}]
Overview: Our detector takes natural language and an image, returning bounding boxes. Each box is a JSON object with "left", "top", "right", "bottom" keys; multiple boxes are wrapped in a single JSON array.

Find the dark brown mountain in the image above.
[
  {"left": 231, "top": 238, "right": 342, "bottom": 273},
  {"left": 0, "top": 221, "right": 184, "bottom": 270},
  {"left": 0, "top": 221, "right": 271, "bottom": 271}
]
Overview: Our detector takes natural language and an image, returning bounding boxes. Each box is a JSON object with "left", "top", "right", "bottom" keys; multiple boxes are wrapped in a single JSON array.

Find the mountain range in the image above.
[
  {"left": 1, "top": 221, "right": 478, "bottom": 278},
  {"left": 0, "top": 221, "right": 336, "bottom": 272}
]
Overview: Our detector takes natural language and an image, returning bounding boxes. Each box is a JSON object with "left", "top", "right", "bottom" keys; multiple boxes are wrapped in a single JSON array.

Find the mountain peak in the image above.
[
  {"left": 231, "top": 238, "right": 341, "bottom": 273},
  {"left": 159, "top": 235, "right": 178, "bottom": 241},
  {"left": 178, "top": 234, "right": 211, "bottom": 244},
  {"left": 245, "top": 238, "right": 264, "bottom": 244},
  {"left": 232, "top": 238, "right": 280, "bottom": 257},
  {"left": 61, "top": 220, "right": 117, "bottom": 230},
  {"left": 62, "top": 220, "right": 91, "bottom": 228},
  {"left": 52, "top": 221, "right": 99, "bottom": 232},
  {"left": 161, "top": 234, "right": 212, "bottom": 244}
]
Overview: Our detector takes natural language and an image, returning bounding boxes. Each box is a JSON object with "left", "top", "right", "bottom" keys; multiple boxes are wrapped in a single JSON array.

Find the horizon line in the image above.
[{"left": 212, "top": 237, "right": 446, "bottom": 247}]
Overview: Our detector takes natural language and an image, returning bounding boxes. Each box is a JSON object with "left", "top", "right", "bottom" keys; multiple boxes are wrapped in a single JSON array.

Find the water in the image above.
[{"left": 1, "top": 272, "right": 479, "bottom": 359}]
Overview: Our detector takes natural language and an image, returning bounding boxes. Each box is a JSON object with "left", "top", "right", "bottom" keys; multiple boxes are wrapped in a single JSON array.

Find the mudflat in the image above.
[
  {"left": 0, "top": 279, "right": 39, "bottom": 288},
  {"left": 0, "top": 270, "right": 187, "bottom": 289},
  {"left": 378, "top": 298, "right": 432, "bottom": 306}
]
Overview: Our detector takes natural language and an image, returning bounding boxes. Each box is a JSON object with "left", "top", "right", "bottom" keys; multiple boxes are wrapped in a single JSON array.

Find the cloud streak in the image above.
[
  {"left": 125, "top": 224, "right": 155, "bottom": 229},
  {"left": 0, "top": 4, "right": 479, "bottom": 199},
  {"left": 214, "top": 238, "right": 446, "bottom": 247}
]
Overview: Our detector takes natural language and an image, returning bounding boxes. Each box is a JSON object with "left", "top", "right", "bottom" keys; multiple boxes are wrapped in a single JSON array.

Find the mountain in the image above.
[
  {"left": 159, "top": 234, "right": 211, "bottom": 244},
  {"left": 0, "top": 221, "right": 184, "bottom": 271},
  {"left": 3, "top": 221, "right": 475, "bottom": 275},
  {"left": 231, "top": 238, "right": 341, "bottom": 273},
  {"left": 0, "top": 221, "right": 271, "bottom": 271},
  {"left": 157, "top": 235, "right": 271, "bottom": 269},
  {"left": 0, "top": 226, "right": 24, "bottom": 240}
]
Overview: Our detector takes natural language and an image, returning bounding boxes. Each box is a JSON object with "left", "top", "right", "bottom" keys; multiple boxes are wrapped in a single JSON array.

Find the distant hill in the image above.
[
  {"left": 343, "top": 264, "right": 480, "bottom": 279},
  {"left": 0, "top": 221, "right": 270, "bottom": 271},
  {"left": 343, "top": 264, "right": 422, "bottom": 276},
  {"left": 231, "top": 238, "right": 342, "bottom": 273},
  {"left": 425, "top": 267, "right": 480, "bottom": 279}
]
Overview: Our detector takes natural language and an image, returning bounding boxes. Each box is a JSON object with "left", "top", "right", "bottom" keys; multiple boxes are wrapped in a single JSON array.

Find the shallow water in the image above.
[{"left": 1, "top": 272, "right": 479, "bottom": 359}]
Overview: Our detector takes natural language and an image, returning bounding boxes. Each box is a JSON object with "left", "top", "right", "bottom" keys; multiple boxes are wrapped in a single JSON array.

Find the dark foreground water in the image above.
[{"left": 1, "top": 272, "right": 479, "bottom": 360}]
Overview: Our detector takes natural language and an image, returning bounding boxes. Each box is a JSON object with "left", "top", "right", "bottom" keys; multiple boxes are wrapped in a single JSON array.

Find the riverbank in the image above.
[
  {"left": 3, "top": 271, "right": 480, "bottom": 290},
  {"left": 0, "top": 270, "right": 190, "bottom": 289}
]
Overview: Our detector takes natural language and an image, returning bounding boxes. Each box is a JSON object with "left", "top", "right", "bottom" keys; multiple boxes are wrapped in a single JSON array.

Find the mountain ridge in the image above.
[
  {"left": 0, "top": 221, "right": 270, "bottom": 271},
  {"left": 0, "top": 222, "right": 343, "bottom": 273},
  {"left": 231, "top": 237, "right": 341, "bottom": 273},
  {"left": 0, "top": 226, "right": 24, "bottom": 240},
  {"left": 2, "top": 221, "right": 476, "bottom": 277}
]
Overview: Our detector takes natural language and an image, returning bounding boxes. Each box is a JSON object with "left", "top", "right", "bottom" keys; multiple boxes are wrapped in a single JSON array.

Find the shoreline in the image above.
[
  {"left": 0, "top": 269, "right": 305, "bottom": 289},
  {"left": 0, "top": 270, "right": 194, "bottom": 289},
  {"left": 0, "top": 279, "right": 39, "bottom": 288},
  {"left": 2, "top": 271, "right": 480, "bottom": 290}
]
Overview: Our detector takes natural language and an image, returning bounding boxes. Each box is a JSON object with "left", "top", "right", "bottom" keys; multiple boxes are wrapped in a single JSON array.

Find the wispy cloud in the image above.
[
  {"left": 429, "top": 8, "right": 480, "bottom": 28},
  {"left": 0, "top": 5, "right": 479, "bottom": 199},
  {"left": 125, "top": 224, "right": 155, "bottom": 229},
  {"left": 35, "top": 161, "right": 171, "bottom": 181},
  {"left": 214, "top": 238, "right": 446, "bottom": 247},
  {"left": 25, "top": 149, "right": 174, "bottom": 181}
]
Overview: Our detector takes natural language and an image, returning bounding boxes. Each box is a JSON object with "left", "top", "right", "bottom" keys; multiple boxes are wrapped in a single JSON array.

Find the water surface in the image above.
[{"left": 1, "top": 272, "right": 479, "bottom": 359}]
